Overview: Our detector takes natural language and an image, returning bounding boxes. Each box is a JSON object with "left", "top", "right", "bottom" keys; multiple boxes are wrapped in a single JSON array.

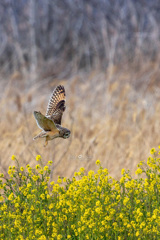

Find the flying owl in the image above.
[{"left": 33, "top": 85, "right": 71, "bottom": 146}]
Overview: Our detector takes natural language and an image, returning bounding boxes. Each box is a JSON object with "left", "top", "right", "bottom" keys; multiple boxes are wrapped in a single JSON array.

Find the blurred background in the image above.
[{"left": 0, "top": 0, "right": 160, "bottom": 180}]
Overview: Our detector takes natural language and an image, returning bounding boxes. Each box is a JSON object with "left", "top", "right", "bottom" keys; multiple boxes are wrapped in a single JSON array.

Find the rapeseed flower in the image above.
[
  {"left": 1, "top": 149, "right": 160, "bottom": 239},
  {"left": 96, "top": 159, "right": 101, "bottom": 165},
  {"left": 11, "top": 155, "right": 16, "bottom": 161},
  {"left": 36, "top": 155, "right": 41, "bottom": 161},
  {"left": 48, "top": 161, "right": 53, "bottom": 165},
  {"left": 135, "top": 168, "right": 143, "bottom": 175},
  {"left": 20, "top": 167, "right": 24, "bottom": 171},
  {"left": 150, "top": 148, "right": 156, "bottom": 154}
]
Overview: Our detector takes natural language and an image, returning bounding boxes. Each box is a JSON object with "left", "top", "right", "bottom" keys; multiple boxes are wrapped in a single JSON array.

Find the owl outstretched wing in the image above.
[
  {"left": 34, "top": 111, "right": 58, "bottom": 131},
  {"left": 45, "top": 85, "right": 66, "bottom": 125}
]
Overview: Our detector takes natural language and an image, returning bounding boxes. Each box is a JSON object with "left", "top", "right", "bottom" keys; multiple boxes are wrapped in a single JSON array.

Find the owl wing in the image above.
[
  {"left": 45, "top": 85, "right": 66, "bottom": 125},
  {"left": 34, "top": 111, "right": 58, "bottom": 131}
]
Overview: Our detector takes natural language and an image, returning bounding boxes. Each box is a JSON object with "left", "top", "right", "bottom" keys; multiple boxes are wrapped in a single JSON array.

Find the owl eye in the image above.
[{"left": 64, "top": 131, "right": 70, "bottom": 138}]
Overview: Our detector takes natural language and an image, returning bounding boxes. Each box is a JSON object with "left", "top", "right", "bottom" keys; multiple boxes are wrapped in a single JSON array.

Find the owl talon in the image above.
[{"left": 44, "top": 140, "right": 48, "bottom": 147}]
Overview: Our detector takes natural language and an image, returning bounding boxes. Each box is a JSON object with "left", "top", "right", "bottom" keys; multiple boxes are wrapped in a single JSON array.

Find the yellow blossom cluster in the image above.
[{"left": 0, "top": 151, "right": 160, "bottom": 239}]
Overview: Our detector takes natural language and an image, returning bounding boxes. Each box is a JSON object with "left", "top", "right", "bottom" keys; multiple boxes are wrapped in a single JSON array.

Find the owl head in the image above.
[{"left": 57, "top": 125, "right": 71, "bottom": 139}]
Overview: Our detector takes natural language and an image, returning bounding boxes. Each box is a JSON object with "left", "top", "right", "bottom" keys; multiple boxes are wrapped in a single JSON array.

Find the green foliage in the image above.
[{"left": 0, "top": 149, "right": 160, "bottom": 240}]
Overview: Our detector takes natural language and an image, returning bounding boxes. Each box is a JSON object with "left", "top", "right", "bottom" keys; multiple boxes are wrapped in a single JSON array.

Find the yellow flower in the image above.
[
  {"left": 8, "top": 169, "right": 12, "bottom": 175},
  {"left": 38, "top": 235, "right": 46, "bottom": 240},
  {"left": 80, "top": 167, "right": 85, "bottom": 172},
  {"left": 8, "top": 193, "right": 14, "bottom": 201},
  {"left": 36, "top": 164, "right": 40, "bottom": 169},
  {"left": 40, "top": 194, "right": 45, "bottom": 200},
  {"left": 36, "top": 155, "right": 41, "bottom": 161},
  {"left": 150, "top": 148, "right": 156, "bottom": 154},
  {"left": 74, "top": 172, "right": 78, "bottom": 177},
  {"left": 57, "top": 235, "right": 62, "bottom": 240},
  {"left": 120, "top": 176, "right": 125, "bottom": 184},
  {"left": 41, "top": 209, "right": 46, "bottom": 215},
  {"left": 15, "top": 203, "right": 19, "bottom": 208},
  {"left": 46, "top": 176, "right": 50, "bottom": 181},
  {"left": 22, "top": 176, "right": 26, "bottom": 180},
  {"left": 32, "top": 175, "right": 39, "bottom": 181},
  {"left": 49, "top": 203, "right": 54, "bottom": 209},
  {"left": 103, "top": 168, "right": 108, "bottom": 174},
  {"left": 0, "top": 196, "right": 4, "bottom": 202},
  {"left": 63, "top": 177, "right": 67, "bottom": 183},
  {"left": 57, "top": 178, "right": 62, "bottom": 184},
  {"left": 121, "top": 169, "right": 125, "bottom": 175},
  {"left": 50, "top": 181, "right": 54, "bottom": 185},
  {"left": 39, "top": 170, "right": 44, "bottom": 174},
  {"left": 11, "top": 155, "right": 16, "bottom": 161},
  {"left": 27, "top": 183, "right": 32, "bottom": 188},
  {"left": 48, "top": 160, "right": 53, "bottom": 165},
  {"left": 139, "top": 161, "right": 144, "bottom": 166},
  {"left": 30, "top": 205, "right": 34, "bottom": 211},
  {"left": 96, "top": 200, "right": 101, "bottom": 206},
  {"left": 123, "top": 197, "right": 129, "bottom": 206},
  {"left": 44, "top": 166, "right": 48, "bottom": 171},
  {"left": 96, "top": 160, "right": 101, "bottom": 165},
  {"left": 127, "top": 224, "right": 131, "bottom": 228},
  {"left": 88, "top": 170, "right": 95, "bottom": 177},
  {"left": 135, "top": 168, "right": 142, "bottom": 175}
]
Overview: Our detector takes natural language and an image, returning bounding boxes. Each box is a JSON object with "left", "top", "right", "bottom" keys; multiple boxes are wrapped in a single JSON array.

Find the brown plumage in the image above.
[{"left": 46, "top": 85, "right": 66, "bottom": 124}]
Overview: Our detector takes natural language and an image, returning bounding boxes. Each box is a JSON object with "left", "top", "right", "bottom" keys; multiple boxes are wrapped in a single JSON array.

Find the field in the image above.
[
  {"left": 0, "top": 149, "right": 160, "bottom": 239},
  {"left": 1, "top": 61, "right": 160, "bottom": 181},
  {"left": 0, "top": 0, "right": 160, "bottom": 180},
  {"left": 0, "top": 1, "right": 160, "bottom": 239}
]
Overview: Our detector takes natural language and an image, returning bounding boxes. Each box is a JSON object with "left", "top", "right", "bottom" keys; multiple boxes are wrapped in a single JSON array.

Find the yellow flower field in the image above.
[{"left": 0, "top": 148, "right": 160, "bottom": 239}]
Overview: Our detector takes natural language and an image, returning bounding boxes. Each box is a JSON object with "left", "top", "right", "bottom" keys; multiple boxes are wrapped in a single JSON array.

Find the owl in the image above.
[{"left": 33, "top": 85, "right": 71, "bottom": 146}]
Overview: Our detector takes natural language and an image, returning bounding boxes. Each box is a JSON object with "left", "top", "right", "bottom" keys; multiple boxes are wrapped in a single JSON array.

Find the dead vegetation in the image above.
[
  {"left": 1, "top": 61, "right": 160, "bottom": 180},
  {"left": 0, "top": 1, "right": 160, "bottom": 180},
  {"left": 0, "top": 0, "right": 160, "bottom": 81}
]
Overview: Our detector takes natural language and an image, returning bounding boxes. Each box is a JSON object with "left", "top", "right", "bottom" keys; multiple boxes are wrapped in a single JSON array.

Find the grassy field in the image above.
[
  {"left": 0, "top": 61, "right": 160, "bottom": 181},
  {"left": 0, "top": 1, "right": 160, "bottom": 239},
  {"left": 0, "top": 61, "right": 160, "bottom": 239},
  {"left": 0, "top": 148, "right": 160, "bottom": 239}
]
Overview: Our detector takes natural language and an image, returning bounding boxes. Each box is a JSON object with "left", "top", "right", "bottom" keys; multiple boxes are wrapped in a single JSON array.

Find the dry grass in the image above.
[{"left": 1, "top": 61, "right": 160, "bottom": 181}]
